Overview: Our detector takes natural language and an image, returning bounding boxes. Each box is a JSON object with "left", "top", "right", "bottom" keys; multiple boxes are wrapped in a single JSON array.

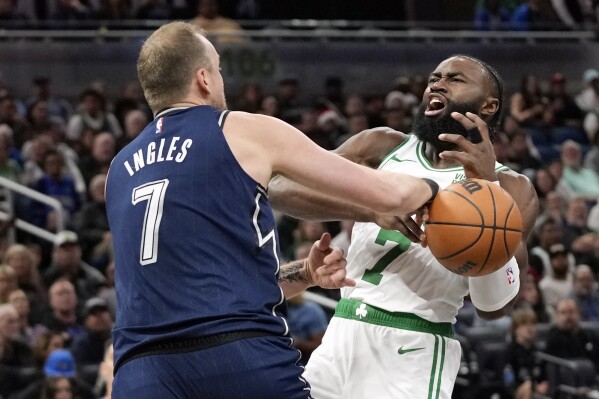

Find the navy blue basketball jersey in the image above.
[{"left": 106, "top": 106, "right": 289, "bottom": 368}]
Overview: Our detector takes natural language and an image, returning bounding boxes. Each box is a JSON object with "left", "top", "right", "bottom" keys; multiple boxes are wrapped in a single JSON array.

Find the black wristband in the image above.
[{"left": 422, "top": 178, "right": 439, "bottom": 205}]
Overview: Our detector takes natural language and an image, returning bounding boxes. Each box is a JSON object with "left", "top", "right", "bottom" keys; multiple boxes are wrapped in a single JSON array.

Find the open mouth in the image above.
[{"left": 424, "top": 95, "right": 447, "bottom": 117}]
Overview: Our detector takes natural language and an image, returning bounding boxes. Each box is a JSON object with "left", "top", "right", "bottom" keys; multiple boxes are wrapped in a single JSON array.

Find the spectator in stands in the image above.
[
  {"left": 26, "top": 100, "right": 65, "bottom": 133},
  {"left": 516, "top": 274, "right": 553, "bottom": 323},
  {"left": 285, "top": 220, "right": 326, "bottom": 261},
  {"left": 97, "top": 262, "right": 115, "bottom": 319},
  {"left": 0, "top": 95, "right": 32, "bottom": 150},
  {"left": 296, "top": 108, "right": 334, "bottom": 150},
  {"left": 14, "top": 349, "right": 95, "bottom": 399},
  {"left": 547, "top": 159, "right": 577, "bottom": 202},
  {"left": 552, "top": 0, "right": 597, "bottom": 28},
  {"left": 36, "top": 122, "right": 86, "bottom": 198},
  {"left": 0, "top": 132, "right": 22, "bottom": 181},
  {"left": 510, "top": 0, "right": 559, "bottom": 30},
  {"left": 93, "top": 0, "right": 131, "bottom": 19},
  {"left": 561, "top": 139, "right": 599, "bottom": 199},
  {"left": 547, "top": 72, "right": 583, "bottom": 127},
  {"left": 383, "top": 107, "right": 410, "bottom": 134},
  {"left": 118, "top": 109, "right": 148, "bottom": 150},
  {"left": 234, "top": 82, "right": 263, "bottom": 114},
  {"left": 510, "top": 74, "right": 551, "bottom": 128},
  {"left": 0, "top": 0, "right": 29, "bottom": 20},
  {"left": 0, "top": 264, "right": 17, "bottom": 303},
  {"left": 0, "top": 332, "right": 26, "bottom": 399},
  {"left": 4, "top": 244, "right": 45, "bottom": 307},
  {"left": 259, "top": 95, "right": 279, "bottom": 117},
  {"left": 190, "top": 0, "right": 245, "bottom": 42},
  {"left": 287, "top": 294, "right": 328, "bottom": 365},
  {"left": 43, "top": 231, "right": 105, "bottom": 302},
  {"left": 135, "top": 0, "right": 171, "bottom": 19},
  {"left": 507, "top": 130, "right": 542, "bottom": 175},
  {"left": 39, "top": 280, "right": 83, "bottom": 340},
  {"left": 530, "top": 219, "right": 575, "bottom": 279},
  {"left": 576, "top": 68, "right": 599, "bottom": 113},
  {"left": 562, "top": 197, "right": 591, "bottom": 249},
  {"left": 276, "top": 77, "right": 301, "bottom": 119},
  {"left": 539, "top": 243, "right": 574, "bottom": 308},
  {"left": 545, "top": 298, "right": 599, "bottom": 369},
  {"left": 390, "top": 76, "right": 419, "bottom": 114},
  {"left": 532, "top": 169, "right": 558, "bottom": 205},
  {"left": 77, "top": 132, "right": 115, "bottom": 186},
  {"left": 570, "top": 264, "right": 599, "bottom": 321},
  {"left": 583, "top": 112, "right": 599, "bottom": 174},
  {"left": 112, "top": 81, "right": 151, "bottom": 129},
  {"left": 315, "top": 109, "right": 344, "bottom": 149},
  {"left": 0, "top": 303, "right": 34, "bottom": 368},
  {"left": 51, "top": 0, "right": 91, "bottom": 20},
  {"left": 8, "top": 289, "right": 47, "bottom": 345},
  {"left": 75, "top": 174, "right": 110, "bottom": 269},
  {"left": 70, "top": 297, "right": 112, "bottom": 366},
  {"left": 32, "top": 331, "right": 65, "bottom": 369},
  {"left": 25, "top": 77, "right": 72, "bottom": 123},
  {"left": 336, "top": 113, "right": 369, "bottom": 147},
  {"left": 474, "top": 0, "right": 511, "bottom": 30},
  {"left": 505, "top": 309, "right": 548, "bottom": 399},
  {"left": 343, "top": 94, "right": 366, "bottom": 117},
  {"left": 21, "top": 134, "right": 53, "bottom": 188},
  {"left": 66, "top": 89, "right": 121, "bottom": 143},
  {"left": 32, "top": 149, "right": 81, "bottom": 229}
]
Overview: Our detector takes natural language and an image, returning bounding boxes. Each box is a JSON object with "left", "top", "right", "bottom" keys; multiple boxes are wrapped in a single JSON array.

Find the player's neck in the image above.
[{"left": 422, "top": 142, "right": 461, "bottom": 169}]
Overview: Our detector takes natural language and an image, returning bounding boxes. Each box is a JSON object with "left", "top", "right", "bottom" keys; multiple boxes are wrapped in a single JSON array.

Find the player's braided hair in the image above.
[{"left": 452, "top": 55, "right": 504, "bottom": 140}]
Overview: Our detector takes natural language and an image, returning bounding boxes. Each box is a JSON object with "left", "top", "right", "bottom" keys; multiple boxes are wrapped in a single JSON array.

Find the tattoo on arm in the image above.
[{"left": 279, "top": 260, "right": 310, "bottom": 284}]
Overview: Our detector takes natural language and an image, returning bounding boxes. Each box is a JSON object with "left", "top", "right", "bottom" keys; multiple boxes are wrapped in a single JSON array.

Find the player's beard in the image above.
[{"left": 412, "top": 99, "right": 480, "bottom": 153}]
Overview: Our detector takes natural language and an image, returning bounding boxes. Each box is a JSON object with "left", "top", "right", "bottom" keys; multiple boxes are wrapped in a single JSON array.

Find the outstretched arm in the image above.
[
  {"left": 279, "top": 233, "right": 355, "bottom": 298},
  {"left": 268, "top": 127, "right": 407, "bottom": 221},
  {"left": 224, "top": 113, "right": 434, "bottom": 216}
]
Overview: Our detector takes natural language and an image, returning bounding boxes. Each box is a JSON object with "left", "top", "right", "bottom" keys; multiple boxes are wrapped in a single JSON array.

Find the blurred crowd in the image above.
[{"left": 1, "top": 0, "right": 599, "bottom": 32}]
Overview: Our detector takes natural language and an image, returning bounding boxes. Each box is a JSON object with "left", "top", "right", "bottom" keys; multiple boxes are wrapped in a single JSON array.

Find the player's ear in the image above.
[
  {"left": 195, "top": 68, "right": 211, "bottom": 95},
  {"left": 479, "top": 97, "right": 498, "bottom": 119}
]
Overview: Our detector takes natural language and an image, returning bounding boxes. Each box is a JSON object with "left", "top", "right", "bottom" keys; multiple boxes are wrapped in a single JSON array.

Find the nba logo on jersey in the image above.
[
  {"left": 506, "top": 267, "right": 515, "bottom": 285},
  {"left": 156, "top": 117, "right": 164, "bottom": 134}
]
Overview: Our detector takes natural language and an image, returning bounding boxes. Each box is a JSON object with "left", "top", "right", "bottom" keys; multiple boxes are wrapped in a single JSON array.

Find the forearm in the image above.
[
  {"left": 278, "top": 259, "right": 313, "bottom": 299},
  {"left": 269, "top": 175, "right": 375, "bottom": 222}
]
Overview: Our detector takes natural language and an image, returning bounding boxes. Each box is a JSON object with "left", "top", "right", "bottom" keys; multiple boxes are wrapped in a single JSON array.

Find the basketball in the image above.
[{"left": 426, "top": 179, "right": 523, "bottom": 277}]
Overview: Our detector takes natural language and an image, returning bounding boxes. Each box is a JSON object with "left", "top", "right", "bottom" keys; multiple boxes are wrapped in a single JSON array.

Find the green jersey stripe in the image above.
[
  {"left": 435, "top": 336, "right": 447, "bottom": 399},
  {"left": 428, "top": 335, "right": 440, "bottom": 399}
]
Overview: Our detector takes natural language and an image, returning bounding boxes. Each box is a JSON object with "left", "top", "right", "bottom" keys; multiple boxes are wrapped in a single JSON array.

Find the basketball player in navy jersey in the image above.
[{"left": 105, "top": 22, "right": 438, "bottom": 398}]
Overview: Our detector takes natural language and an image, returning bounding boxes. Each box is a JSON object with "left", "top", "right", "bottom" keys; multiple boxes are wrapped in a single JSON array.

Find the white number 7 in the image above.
[{"left": 132, "top": 179, "right": 169, "bottom": 265}]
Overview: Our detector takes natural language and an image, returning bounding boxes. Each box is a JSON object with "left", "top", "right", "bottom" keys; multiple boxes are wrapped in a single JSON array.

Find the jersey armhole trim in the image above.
[
  {"left": 218, "top": 110, "right": 231, "bottom": 128},
  {"left": 377, "top": 134, "right": 412, "bottom": 170}
]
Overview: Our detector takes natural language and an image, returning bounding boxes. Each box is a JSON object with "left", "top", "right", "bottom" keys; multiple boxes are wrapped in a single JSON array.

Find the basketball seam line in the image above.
[
  {"left": 435, "top": 189, "right": 485, "bottom": 262},
  {"left": 426, "top": 222, "right": 521, "bottom": 233}
]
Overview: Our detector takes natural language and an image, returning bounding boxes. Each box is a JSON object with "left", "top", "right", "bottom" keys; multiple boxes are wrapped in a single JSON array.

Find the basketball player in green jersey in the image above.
[{"left": 269, "top": 55, "right": 539, "bottom": 399}]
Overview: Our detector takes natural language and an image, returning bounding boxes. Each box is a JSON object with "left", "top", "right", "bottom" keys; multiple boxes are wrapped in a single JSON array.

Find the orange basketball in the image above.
[{"left": 426, "top": 178, "right": 523, "bottom": 277}]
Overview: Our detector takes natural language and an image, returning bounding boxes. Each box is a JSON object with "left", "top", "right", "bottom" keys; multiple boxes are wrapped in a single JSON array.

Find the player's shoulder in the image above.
[
  {"left": 497, "top": 168, "right": 534, "bottom": 192},
  {"left": 334, "top": 127, "right": 409, "bottom": 167}
]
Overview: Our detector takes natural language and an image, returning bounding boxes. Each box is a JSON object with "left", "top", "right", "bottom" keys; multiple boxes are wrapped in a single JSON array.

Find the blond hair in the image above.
[
  {"left": 510, "top": 309, "right": 537, "bottom": 338},
  {"left": 137, "top": 22, "right": 211, "bottom": 113},
  {"left": 0, "top": 265, "right": 17, "bottom": 303}
]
